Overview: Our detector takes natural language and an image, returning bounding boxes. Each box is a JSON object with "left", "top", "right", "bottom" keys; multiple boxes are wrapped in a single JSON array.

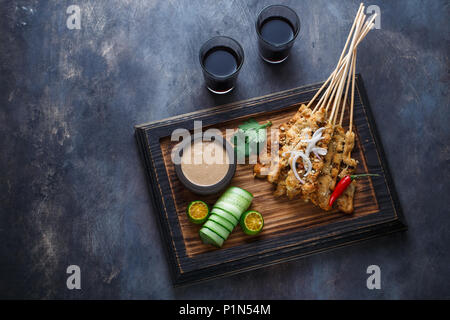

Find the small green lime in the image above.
[
  {"left": 240, "top": 210, "right": 264, "bottom": 235},
  {"left": 186, "top": 200, "right": 209, "bottom": 224}
]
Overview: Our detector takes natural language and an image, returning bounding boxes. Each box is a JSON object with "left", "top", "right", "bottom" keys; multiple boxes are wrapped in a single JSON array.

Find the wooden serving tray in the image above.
[{"left": 135, "top": 75, "right": 406, "bottom": 286}]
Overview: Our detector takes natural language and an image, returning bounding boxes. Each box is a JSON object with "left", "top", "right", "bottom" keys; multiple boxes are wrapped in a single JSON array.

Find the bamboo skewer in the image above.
[
  {"left": 307, "top": 4, "right": 365, "bottom": 110},
  {"left": 309, "top": 4, "right": 376, "bottom": 134},
  {"left": 349, "top": 46, "right": 357, "bottom": 131},
  {"left": 339, "top": 50, "right": 356, "bottom": 126},
  {"left": 314, "top": 13, "right": 366, "bottom": 115},
  {"left": 312, "top": 57, "right": 350, "bottom": 112},
  {"left": 319, "top": 61, "right": 346, "bottom": 112},
  {"left": 313, "top": 14, "right": 373, "bottom": 115},
  {"left": 307, "top": 73, "right": 333, "bottom": 110},
  {"left": 313, "top": 60, "right": 346, "bottom": 112},
  {"left": 325, "top": 64, "right": 347, "bottom": 114},
  {"left": 328, "top": 10, "right": 366, "bottom": 121},
  {"left": 339, "top": 17, "right": 375, "bottom": 127}
]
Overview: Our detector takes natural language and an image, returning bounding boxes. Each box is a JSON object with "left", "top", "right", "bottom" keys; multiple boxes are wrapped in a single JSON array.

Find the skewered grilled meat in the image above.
[
  {"left": 253, "top": 3, "right": 375, "bottom": 214},
  {"left": 254, "top": 115, "right": 358, "bottom": 213}
]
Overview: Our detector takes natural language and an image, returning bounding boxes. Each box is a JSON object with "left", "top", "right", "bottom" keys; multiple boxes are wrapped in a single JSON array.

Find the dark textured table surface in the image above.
[{"left": 1, "top": 0, "right": 449, "bottom": 299}]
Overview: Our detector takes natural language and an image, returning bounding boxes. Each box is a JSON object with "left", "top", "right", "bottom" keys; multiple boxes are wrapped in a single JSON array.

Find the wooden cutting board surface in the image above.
[
  {"left": 160, "top": 104, "right": 379, "bottom": 257},
  {"left": 135, "top": 76, "right": 406, "bottom": 286}
]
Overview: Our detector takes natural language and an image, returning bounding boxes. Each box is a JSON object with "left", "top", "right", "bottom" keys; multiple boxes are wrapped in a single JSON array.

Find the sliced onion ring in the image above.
[
  {"left": 290, "top": 152, "right": 305, "bottom": 184},
  {"left": 283, "top": 127, "right": 327, "bottom": 183}
]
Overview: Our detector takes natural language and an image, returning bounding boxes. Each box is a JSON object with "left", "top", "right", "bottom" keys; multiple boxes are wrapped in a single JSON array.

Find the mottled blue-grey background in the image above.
[{"left": 0, "top": 0, "right": 449, "bottom": 299}]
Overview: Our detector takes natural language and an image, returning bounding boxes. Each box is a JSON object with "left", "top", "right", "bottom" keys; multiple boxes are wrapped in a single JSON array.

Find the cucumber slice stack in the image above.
[
  {"left": 203, "top": 220, "right": 230, "bottom": 239},
  {"left": 199, "top": 228, "right": 224, "bottom": 247},
  {"left": 210, "top": 207, "right": 239, "bottom": 226},
  {"left": 199, "top": 187, "right": 253, "bottom": 247},
  {"left": 208, "top": 214, "right": 234, "bottom": 233}
]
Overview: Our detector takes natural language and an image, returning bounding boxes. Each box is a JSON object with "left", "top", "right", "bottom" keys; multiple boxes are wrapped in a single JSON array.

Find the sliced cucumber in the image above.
[
  {"left": 203, "top": 220, "right": 230, "bottom": 240},
  {"left": 200, "top": 187, "right": 254, "bottom": 248},
  {"left": 199, "top": 227, "right": 224, "bottom": 247},
  {"left": 209, "top": 214, "right": 235, "bottom": 233},
  {"left": 218, "top": 192, "right": 251, "bottom": 210},
  {"left": 219, "top": 189, "right": 252, "bottom": 206},
  {"left": 213, "top": 187, "right": 253, "bottom": 221},
  {"left": 213, "top": 202, "right": 243, "bottom": 221},
  {"left": 218, "top": 191, "right": 252, "bottom": 211},
  {"left": 214, "top": 198, "right": 251, "bottom": 221},
  {"left": 210, "top": 207, "right": 239, "bottom": 226},
  {"left": 223, "top": 186, "right": 254, "bottom": 202}
]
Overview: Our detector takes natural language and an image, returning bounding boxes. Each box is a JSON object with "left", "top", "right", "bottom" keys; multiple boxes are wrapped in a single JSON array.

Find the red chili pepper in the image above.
[{"left": 328, "top": 173, "right": 380, "bottom": 207}]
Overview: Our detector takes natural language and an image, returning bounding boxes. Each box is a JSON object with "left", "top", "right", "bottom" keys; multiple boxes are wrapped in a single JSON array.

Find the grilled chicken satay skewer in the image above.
[
  {"left": 335, "top": 19, "right": 378, "bottom": 213},
  {"left": 255, "top": 4, "right": 376, "bottom": 212},
  {"left": 310, "top": 9, "right": 376, "bottom": 210},
  {"left": 313, "top": 50, "right": 356, "bottom": 210},
  {"left": 291, "top": 5, "right": 369, "bottom": 177}
]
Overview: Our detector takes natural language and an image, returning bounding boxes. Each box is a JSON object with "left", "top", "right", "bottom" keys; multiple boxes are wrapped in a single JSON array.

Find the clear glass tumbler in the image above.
[
  {"left": 199, "top": 36, "right": 244, "bottom": 94},
  {"left": 256, "top": 5, "right": 300, "bottom": 64}
]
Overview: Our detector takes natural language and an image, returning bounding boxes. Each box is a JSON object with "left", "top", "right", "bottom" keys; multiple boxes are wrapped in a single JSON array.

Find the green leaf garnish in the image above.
[
  {"left": 233, "top": 119, "right": 272, "bottom": 157},
  {"left": 238, "top": 119, "right": 272, "bottom": 131}
]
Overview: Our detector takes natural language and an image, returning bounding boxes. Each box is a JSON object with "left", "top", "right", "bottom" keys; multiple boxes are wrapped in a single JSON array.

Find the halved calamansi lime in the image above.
[
  {"left": 186, "top": 200, "right": 209, "bottom": 224},
  {"left": 240, "top": 210, "right": 264, "bottom": 235}
]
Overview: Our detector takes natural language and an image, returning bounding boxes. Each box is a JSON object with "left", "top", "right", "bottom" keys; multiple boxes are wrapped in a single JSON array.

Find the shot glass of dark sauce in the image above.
[
  {"left": 256, "top": 5, "right": 300, "bottom": 64},
  {"left": 199, "top": 36, "right": 244, "bottom": 94}
]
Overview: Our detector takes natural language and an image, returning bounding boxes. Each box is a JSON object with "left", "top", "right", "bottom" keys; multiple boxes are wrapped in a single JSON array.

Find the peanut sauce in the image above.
[{"left": 181, "top": 140, "right": 230, "bottom": 187}]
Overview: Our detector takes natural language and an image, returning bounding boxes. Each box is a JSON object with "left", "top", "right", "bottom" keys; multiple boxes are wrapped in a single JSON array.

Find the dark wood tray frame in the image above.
[{"left": 135, "top": 75, "right": 407, "bottom": 286}]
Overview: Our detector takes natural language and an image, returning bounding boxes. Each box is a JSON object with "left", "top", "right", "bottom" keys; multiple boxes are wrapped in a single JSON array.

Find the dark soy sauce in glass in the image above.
[
  {"left": 199, "top": 36, "right": 244, "bottom": 94},
  {"left": 260, "top": 17, "right": 294, "bottom": 46},
  {"left": 203, "top": 47, "right": 238, "bottom": 77},
  {"left": 256, "top": 5, "right": 300, "bottom": 64}
]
